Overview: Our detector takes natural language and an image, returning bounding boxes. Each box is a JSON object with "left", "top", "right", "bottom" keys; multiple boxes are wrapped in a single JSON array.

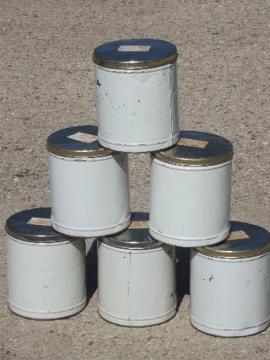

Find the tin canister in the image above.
[
  {"left": 97, "top": 213, "right": 176, "bottom": 326},
  {"left": 47, "top": 125, "right": 130, "bottom": 237},
  {"left": 150, "top": 131, "right": 233, "bottom": 247},
  {"left": 5, "top": 208, "right": 86, "bottom": 319},
  {"left": 190, "top": 221, "right": 270, "bottom": 337},
  {"left": 93, "top": 39, "right": 179, "bottom": 152}
]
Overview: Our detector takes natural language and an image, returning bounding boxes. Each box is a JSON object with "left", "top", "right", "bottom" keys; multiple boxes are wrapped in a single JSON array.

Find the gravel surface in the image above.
[{"left": 0, "top": 0, "right": 269, "bottom": 359}]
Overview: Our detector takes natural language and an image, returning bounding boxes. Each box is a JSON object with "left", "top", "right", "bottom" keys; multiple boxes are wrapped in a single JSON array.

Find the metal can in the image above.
[
  {"left": 5, "top": 208, "right": 86, "bottom": 319},
  {"left": 150, "top": 131, "right": 233, "bottom": 247},
  {"left": 190, "top": 221, "right": 270, "bottom": 337},
  {"left": 97, "top": 213, "right": 176, "bottom": 326},
  {"left": 47, "top": 125, "right": 130, "bottom": 237},
  {"left": 92, "top": 39, "right": 179, "bottom": 152}
]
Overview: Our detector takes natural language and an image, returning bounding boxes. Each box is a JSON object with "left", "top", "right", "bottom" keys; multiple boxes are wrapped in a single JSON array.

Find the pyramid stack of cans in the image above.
[{"left": 5, "top": 39, "right": 270, "bottom": 336}]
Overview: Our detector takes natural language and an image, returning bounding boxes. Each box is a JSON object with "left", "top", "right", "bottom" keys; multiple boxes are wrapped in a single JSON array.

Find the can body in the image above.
[
  {"left": 49, "top": 152, "right": 130, "bottom": 237},
  {"left": 150, "top": 159, "right": 232, "bottom": 247},
  {"left": 94, "top": 63, "right": 179, "bottom": 152},
  {"left": 190, "top": 250, "right": 270, "bottom": 336},
  {"left": 6, "top": 234, "right": 86, "bottom": 319},
  {"left": 97, "top": 240, "right": 176, "bottom": 326}
]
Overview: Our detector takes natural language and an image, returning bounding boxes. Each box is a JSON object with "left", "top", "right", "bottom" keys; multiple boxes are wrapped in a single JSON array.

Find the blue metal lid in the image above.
[
  {"left": 5, "top": 208, "right": 67, "bottom": 242},
  {"left": 196, "top": 222, "right": 270, "bottom": 258},
  {"left": 153, "top": 131, "right": 233, "bottom": 166},
  {"left": 93, "top": 39, "right": 177, "bottom": 70},
  {"left": 47, "top": 125, "right": 114, "bottom": 158}
]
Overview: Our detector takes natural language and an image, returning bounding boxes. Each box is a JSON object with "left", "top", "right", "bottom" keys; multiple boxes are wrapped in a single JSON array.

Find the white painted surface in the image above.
[
  {"left": 94, "top": 63, "right": 179, "bottom": 152},
  {"left": 97, "top": 241, "right": 176, "bottom": 326},
  {"left": 190, "top": 250, "right": 270, "bottom": 336},
  {"left": 49, "top": 152, "right": 130, "bottom": 237},
  {"left": 150, "top": 159, "right": 232, "bottom": 247},
  {"left": 6, "top": 235, "right": 86, "bottom": 319}
]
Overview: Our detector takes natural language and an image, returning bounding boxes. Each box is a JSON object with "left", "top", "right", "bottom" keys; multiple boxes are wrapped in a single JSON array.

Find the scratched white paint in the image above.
[
  {"left": 150, "top": 159, "right": 232, "bottom": 247},
  {"left": 97, "top": 240, "right": 176, "bottom": 326},
  {"left": 49, "top": 152, "right": 130, "bottom": 237},
  {"left": 190, "top": 250, "right": 270, "bottom": 336},
  {"left": 6, "top": 234, "right": 86, "bottom": 319},
  {"left": 94, "top": 64, "right": 179, "bottom": 152}
]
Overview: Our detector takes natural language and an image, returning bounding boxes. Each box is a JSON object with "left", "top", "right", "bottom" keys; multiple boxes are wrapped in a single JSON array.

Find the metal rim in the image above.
[
  {"left": 92, "top": 38, "right": 178, "bottom": 70},
  {"left": 93, "top": 52, "right": 178, "bottom": 70},
  {"left": 100, "top": 235, "right": 163, "bottom": 250},
  {"left": 195, "top": 222, "right": 270, "bottom": 258},
  {"left": 46, "top": 142, "right": 114, "bottom": 158},
  {"left": 195, "top": 243, "right": 270, "bottom": 259},
  {"left": 152, "top": 151, "right": 233, "bottom": 166},
  {"left": 151, "top": 131, "right": 233, "bottom": 166},
  {"left": 5, "top": 208, "right": 71, "bottom": 243}
]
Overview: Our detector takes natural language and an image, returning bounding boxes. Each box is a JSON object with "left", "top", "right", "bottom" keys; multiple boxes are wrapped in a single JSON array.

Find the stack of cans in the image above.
[{"left": 5, "top": 39, "right": 270, "bottom": 336}]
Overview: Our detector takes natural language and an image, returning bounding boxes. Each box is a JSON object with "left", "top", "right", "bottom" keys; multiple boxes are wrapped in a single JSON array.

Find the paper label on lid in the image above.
[
  {"left": 178, "top": 137, "right": 208, "bottom": 149},
  {"left": 27, "top": 217, "right": 52, "bottom": 227},
  {"left": 68, "top": 132, "right": 97, "bottom": 144},
  {"left": 228, "top": 230, "right": 249, "bottom": 241},
  {"left": 118, "top": 45, "right": 151, "bottom": 52},
  {"left": 129, "top": 220, "right": 149, "bottom": 229}
]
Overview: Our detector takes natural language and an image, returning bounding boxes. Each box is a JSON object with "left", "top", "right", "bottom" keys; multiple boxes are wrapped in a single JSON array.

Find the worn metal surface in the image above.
[
  {"left": 97, "top": 238, "right": 176, "bottom": 327},
  {"left": 150, "top": 157, "right": 232, "bottom": 247},
  {"left": 49, "top": 150, "right": 130, "bottom": 237},
  {"left": 5, "top": 210, "right": 86, "bottom": 319},
  {"left": 94, "top": 60, "right": 179, "bottom": 152},
  {"left": 190, "top": 249, "right": 270, "bottom": 337}
]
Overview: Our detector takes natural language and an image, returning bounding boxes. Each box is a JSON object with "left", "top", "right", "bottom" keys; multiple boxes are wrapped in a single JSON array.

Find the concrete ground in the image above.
[{"left": 0, "top": 0, "right": 270, "bottom": 359}]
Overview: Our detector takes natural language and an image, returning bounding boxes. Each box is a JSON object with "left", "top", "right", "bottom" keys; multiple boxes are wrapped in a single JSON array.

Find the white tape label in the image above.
[
  {"left": 68, "top": 132, "right": 97, "bottom": 144},
  {"left": 228, "top": 230, "right": 249, "bottom": 241},
  {"left": 118, "top": 45, "right": 151, "bottom": 52},
  {"left": 129, "top": 220, "right": 149, "bottom": 229},
  {"left": 179, "top": 137, "right": 208, "bottom": 149},
  {"left": 27, "top": 217, "right": 52, "bottom": 226}
]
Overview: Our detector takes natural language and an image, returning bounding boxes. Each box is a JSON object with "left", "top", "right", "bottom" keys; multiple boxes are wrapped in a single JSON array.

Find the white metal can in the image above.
[
  {"left": 47, "top": 125, "right": 130, "bottom": 237},
  {"left": 5, "top": 208, "right": 86, "bottom": 319},
  {"left": 190, "top": 221, "right": 270, "bottom": 337},
  {"left": 150, "top": 131, "right": 233, "bottom": 247},
  {"left": 92, "top": 39, "right": 180, "bottom": 152},
  {"left": 97, "top": 213, "right": 176, "bottom": 327}
]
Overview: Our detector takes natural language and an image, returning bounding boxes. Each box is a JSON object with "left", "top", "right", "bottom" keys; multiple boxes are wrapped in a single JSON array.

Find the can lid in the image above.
[
  {"left": 152, "top": 131, "right": 233, "bottom": 166},
  {"left": 5, "top": 208, "right": 67, "bottom": 242},
  {"left": 93, "top": 39, "right": 178, "bottom": 70},
  {"left": 47, "top": 125, "right": 114, "bottom": 158},
  {"left": 196, "top": 222, "right": 270, "bottom": 258},
  {"left": 101, "top": 213, "right": 162, "bottom": 249}
]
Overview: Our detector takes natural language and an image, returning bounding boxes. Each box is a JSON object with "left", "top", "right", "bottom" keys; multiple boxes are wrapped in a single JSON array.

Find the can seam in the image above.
[
  {"left": 6, "top": 234, "right": 79, "bottom": 245},
  {"left": 98, "top": 133, "right": 180, "bottom": 148},
  {"left": 8, "top": 299, "right": 86, "bottom": 315},
  {"left": 98, "top": 240, "right": 167, "bottom": 252},
  {"left": 52, "top": 215, "right": 131, "bottom": 234},
  {"left": 190, "top": 315, "right": 270, "bottom": 333},
  {"left": 98, "top": 304, "right": 176, "bottom": 322},
  {"left": 151, "top": 157, "right": 233, "bottom": 170}
]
